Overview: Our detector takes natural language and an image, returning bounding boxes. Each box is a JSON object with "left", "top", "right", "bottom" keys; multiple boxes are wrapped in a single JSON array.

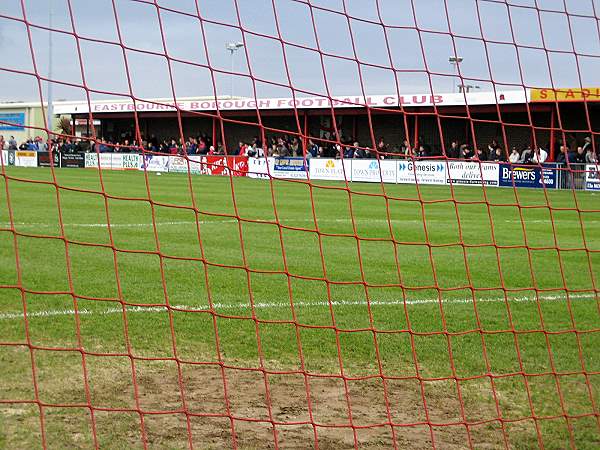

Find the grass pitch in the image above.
[{"left": 1, "top": 167, "right": 599, "bottom": 449}]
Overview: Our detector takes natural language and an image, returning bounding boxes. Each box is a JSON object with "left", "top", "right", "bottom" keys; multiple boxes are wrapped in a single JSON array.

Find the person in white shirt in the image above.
[
  {"left": 509, "top": 147, "right": 520, "bottom": 163},
  {"left": 532, "top": 147, "right": 548, "bottom": 164}
]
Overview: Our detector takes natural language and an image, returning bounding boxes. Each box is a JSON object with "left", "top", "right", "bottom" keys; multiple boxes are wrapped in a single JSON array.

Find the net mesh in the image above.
[{"left": 1, "top": 0, "right": 599, "bottom": 448}]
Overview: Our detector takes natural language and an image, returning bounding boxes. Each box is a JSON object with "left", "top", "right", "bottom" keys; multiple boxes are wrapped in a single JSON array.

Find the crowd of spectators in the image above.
[{"left": 1, "top": 132, "right": 597, "bottom": 166}]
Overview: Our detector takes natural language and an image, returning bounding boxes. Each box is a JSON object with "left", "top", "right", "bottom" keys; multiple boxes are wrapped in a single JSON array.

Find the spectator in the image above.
[
  {"left": 519, "top": 145, "right": 533, "bottom": 164},
  {"left": 460, "top": 144, "right": 472, "bottom": 159},
  {"left": 354, "top": 142, "right": 368, "bottom": 158},
  {"left": 418, "top": 136, "right": 432, "bottom": 157},
  {"left": 26, "top": 139, "right": 39, "bottom": 151},
  {"left": 447, "top": 140, "right": 460, "bottom": 159},
  {"left": 532, "top": 146, "right": 548, "bottom": 164},
  {"left": 99, "top": 139, "right": 111, "bottom": 153},
  {"left": 401, "top": 139, "right": 412, "bottom": 157},
  {"left": 343, "top": 143, "right": 354, "bottom": 159},
  {"left": 8, "top": 136, "right": 17, "bottom": 150},
  {"left": 556, "top": 145, "right": 568, "bottom": 164},
  {"left": 255, "top": 144, "right": 265, "bottom": 157},
  {"left": 487, "top": 139, "right": 499, "bottom": 157},
  {"left": 121, "top": 139, "right": 132, "bottom": 153},
  {"left": 165, "top": 139, "right": 175, "bottom": 154},
  {"left": 574, "top": 146, "right": 586, "bottom": 164},
  {"left": 231, "top": 141, "right": 244, "bottom": 156},
  {"left": 509, "top": 147, "right": 520, "bottom": 163},
  {"left": 491, "top": 147, "right": 506, "bottom": 162},
  {"left": 198, "top": 138, "right": 208, "bottom": 155},
  {"left": 197, "top": 137, "right": 208, "bottom": 155},
  {"left": 377, "top": 137, "right": 388, "bottom": 155},
  {"left": 566, "top": 146, "right": 578, "bottom": 164},
  {"left": 471, "top": 148, "right": 486, "bottom": 161},
  {"left": 586, "top": 146, "right": 598, "bottom": 164},
  {"left": 582, "top": 136, "right": 592, "bottom": 155},
  {"left": 187, "top": 137, "right": 198, "bottom": 155},
  {"left": 0, "top": 135, "right": 4, "bottom": 150},
  {"left": 290, "top": 137, "right": 301, "bottom": 156},
  {"left": 307, "top": 139, "right": 319, "bottom": 158}
]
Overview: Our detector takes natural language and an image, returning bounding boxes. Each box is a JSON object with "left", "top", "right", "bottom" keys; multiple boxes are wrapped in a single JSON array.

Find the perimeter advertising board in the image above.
[
  {"left": 397, "top": 160, "right": 446, "bottom": 185},
  {"left": 271, "top": 157, "right": 308, "bottom": 180},
  {"left": 351, "top": 159, "right": 397, "bottom": 183},
  {"left": 309, "top": 158, "right": 351, "bottom": 181},
  {"left": 247, "top": 157, "right": 270, "bottom": 179},
  {"left": 586, "top": 165, "right": 600, "bottom": 191},
  {"left": 60, "top": 153, "right": 85, "bottom": 168},
  {"left": 113, "top": 153, "right": 142, "bottom": 170},
  {"left": 197, "top": 156, "right": 248, "bottom": 176},
  {"left": 86, "top": 153, "right": 141, "bottom": 170},
  {"left": 498, "top": 163, "right": 557, "bottom": 189},
  {"left": 15, "top": 151, "right": 37, "bottom": 167},
  {"left": 447, "top": 161, "right": 499, "bottom": 186},
  {"left": 168, "top": 156, "right": 203, "bottom": 174},
  {"left": 141, "top": 154, "right": 170, "bottom": 172},
  {"left": 85, "top": 153, "right": 113, "bottom": 169},
  {"left": 38, "top": 151, "right": 60, "bottom": 167}
]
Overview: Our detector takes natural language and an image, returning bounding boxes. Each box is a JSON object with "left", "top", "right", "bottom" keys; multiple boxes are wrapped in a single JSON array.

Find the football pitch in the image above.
[{"left": 1, "top": 167, "right": 599, "bottom": 449}]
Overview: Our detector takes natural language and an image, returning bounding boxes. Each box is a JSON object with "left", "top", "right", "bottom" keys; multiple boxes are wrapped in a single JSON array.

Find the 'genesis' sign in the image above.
[{"left": 397, "top": 161, "right": 446, "bottom": 185}]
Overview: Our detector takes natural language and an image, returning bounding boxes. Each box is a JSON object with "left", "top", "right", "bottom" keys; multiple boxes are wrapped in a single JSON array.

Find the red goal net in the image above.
[{"left": 1, "top": 0, "right": 599, "bottom": 448}]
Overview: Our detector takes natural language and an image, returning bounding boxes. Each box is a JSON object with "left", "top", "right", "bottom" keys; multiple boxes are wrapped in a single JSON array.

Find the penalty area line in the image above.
[{"left": 0, "top": 293, "right": 596, "bottom": 321}]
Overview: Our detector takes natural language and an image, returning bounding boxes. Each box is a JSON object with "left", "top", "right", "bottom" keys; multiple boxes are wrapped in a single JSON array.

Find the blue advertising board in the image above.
[
  {"left": 271, "top": 157, "right": 308, "bottom": 179},
  {"left": 498, "top": 163, "right": 557, "bottom": 189},
  {"left": 273, "top": 157, "right": 306, "bottom": 172},
  {"left": 0, "top": 113, "right": 25, "bottom": 131}
]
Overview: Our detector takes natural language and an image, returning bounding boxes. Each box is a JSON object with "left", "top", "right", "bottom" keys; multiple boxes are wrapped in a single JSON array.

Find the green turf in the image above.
[{"left": 1, "top": 167, "right": 599, "bottom": 448}]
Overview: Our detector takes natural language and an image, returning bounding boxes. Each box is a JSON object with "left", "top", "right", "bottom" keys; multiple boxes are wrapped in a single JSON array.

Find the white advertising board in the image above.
[
  {"left": 397, "top": 160, "right": 446, "bottom": 185},
  {"left": 112, "top": 153, "right": 141, "bottom": 170},
  {"left": 140, "top": 154, "right": 170, "bottom": 172},
  {"left": 15, "top": 151, "right": 37, "bottom": 167},
  {"left": 350, "top": 159, "right": 397, "bottom": 183},
  {"left": 447, "top": 161, "right": 499, "bottom": 186},
  {"left": 309, "top": 158, "right": 351, "bottom": 181},
  {"left": 168, "top": 156, "right": 205, "bottom": 174},
  {"left": 247, "top": 157, "right": 273, "bottom": 179},
  {"left": 85, "top": 152, "right": 115, "bottom": 169},
  {"left": 585, "top": 164, "right": 600, "bottom": 191}
]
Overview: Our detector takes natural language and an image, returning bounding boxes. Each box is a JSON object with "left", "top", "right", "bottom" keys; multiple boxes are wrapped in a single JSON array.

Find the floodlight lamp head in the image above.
[{"left": 226, "top": 42, "right": 245, "bottom": 52}]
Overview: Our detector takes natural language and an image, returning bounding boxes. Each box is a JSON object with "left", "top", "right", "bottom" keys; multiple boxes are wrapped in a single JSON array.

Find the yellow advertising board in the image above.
[{"left": 531, "top": 87, "right": 600, "bottom": 102}]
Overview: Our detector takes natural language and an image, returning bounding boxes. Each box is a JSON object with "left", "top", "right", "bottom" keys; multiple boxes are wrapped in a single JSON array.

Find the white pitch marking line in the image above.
[
  {"left": 0, "top": 293, "right": 595, "bottom": 321},
  {"left": 0, "top": 218, "right": 559, "bottom": 229}
]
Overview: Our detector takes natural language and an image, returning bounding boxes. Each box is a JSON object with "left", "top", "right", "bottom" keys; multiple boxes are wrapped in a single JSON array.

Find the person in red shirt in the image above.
[{"left": 168, "top": 139, "right": 178, "bottom": 155}]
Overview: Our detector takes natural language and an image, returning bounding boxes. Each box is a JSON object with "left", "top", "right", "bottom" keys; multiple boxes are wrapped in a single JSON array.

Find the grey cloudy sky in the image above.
[{"left": 0, "top": 0, "right": 599, "bottom": 103}]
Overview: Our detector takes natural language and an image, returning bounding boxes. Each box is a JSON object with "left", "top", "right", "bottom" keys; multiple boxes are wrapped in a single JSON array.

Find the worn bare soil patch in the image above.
[{"left": 0, "top": 347, "right": 556, "bottom": 449}]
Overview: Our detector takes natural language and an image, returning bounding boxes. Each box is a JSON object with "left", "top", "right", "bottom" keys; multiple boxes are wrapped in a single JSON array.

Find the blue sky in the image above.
[{"left": 0, "top": 0, "right": 599, "bottom": 102}]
